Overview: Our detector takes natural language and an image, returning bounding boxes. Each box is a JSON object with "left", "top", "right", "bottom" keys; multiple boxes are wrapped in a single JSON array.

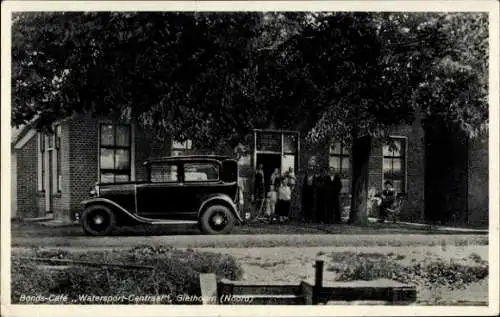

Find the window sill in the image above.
[
  {"left": 52, "top": 192, "right": 62, "bottom": 198},
  {"left": 37, "top": 191, "right": 45, "bottom": 197}
]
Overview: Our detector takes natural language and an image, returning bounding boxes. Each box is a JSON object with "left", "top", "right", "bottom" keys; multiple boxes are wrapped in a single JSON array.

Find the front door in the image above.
[
  {"left": 136, "top": 162, "right": 185, "bottom": 219},
  {"left": 256, "top": 153, "right": 282, "bottom": 191}
]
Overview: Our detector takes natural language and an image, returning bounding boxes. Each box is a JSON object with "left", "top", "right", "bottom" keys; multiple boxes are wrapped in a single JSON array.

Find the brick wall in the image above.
[
  {"left": 467, "top": 134, "right": 488, "bottom": 226},
  {"left": 16, "top": 136, "right": 38, "bottom": 218},
  {"left": 11, "top": 152, "right": 17, "bottom": 218},
  {"left": 134, "top": 124, "right": 172, "bottom": 181},
  {"left": 391, "top": 124, "right": 425, "bottom": 221},
  {"left": 68, "top": 114, "right": 99, "bottom": 221}
]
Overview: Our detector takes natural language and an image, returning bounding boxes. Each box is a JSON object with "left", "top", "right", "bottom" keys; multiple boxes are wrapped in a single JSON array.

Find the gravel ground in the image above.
[
  {"left": 12, "top": 233, "right": 488, "bottom": 249},
  {"left": 193, "top": 245, "right": 489, "bottom": 305}
]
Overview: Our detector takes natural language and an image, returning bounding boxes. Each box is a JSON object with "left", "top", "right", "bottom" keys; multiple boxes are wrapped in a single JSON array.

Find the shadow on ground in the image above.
[{"left": 10, "top": 219, "right": 486, "bottom": 238}]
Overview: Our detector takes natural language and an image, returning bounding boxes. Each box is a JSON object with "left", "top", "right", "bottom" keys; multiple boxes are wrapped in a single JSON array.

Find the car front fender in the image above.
[
  {"left": 198, "top": 195, "right": 244, "bottom": 223},
  {"left": 79, "top": 197, "right": 148, "bottom": 225}
]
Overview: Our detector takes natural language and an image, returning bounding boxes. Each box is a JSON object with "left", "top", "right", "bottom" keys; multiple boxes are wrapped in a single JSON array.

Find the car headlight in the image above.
[{"left": 90, "top": 182, "right": 100, "bottom": 196}]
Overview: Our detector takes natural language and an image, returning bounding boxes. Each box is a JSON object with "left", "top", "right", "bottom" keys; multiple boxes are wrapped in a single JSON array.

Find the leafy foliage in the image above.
[{"left": 13, "top": 12, "right": 488, "bottom": 146}]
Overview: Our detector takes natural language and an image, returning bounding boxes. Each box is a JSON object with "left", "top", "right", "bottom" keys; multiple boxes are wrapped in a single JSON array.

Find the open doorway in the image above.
[{"left": 256, "top": 153, "right": 281, "bottom": 191}]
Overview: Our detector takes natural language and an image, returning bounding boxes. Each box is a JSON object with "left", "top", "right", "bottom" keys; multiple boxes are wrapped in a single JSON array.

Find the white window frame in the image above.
[
  {"left": 37, "top": 133, "right": 45, "bottom": 191},
  {"left": 171, "top": 139, "right": 192, "bottom": 156},
  {"left": 253, "top": 129, "right": 300, "bottom": 175},
  {"left": 381, "top": 135, "right": 408, "bottom": 194},
  {"left": 97, "top": 121, "right": 135, "bottom": 183},
  {"left": 329, "top": 142, "right": 351, "bottom": 194}
]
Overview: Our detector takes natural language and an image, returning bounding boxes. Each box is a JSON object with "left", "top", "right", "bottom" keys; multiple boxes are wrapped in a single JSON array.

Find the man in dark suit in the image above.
[{"left": 328, "top": 167, "right": 343, "bottom": 224}]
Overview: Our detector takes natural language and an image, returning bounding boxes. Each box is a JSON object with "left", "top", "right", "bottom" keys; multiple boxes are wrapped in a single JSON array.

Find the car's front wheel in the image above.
[
  {"left": 81, "top": 205, "right": 116, "bottom": 236},
  {"left": 199, "top": 205, "right": 235, "bottom": 234}
]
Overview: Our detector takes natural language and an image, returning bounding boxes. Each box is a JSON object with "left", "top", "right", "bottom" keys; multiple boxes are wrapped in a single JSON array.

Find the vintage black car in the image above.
[{"left": 77, "top": 155, "right": 244, "bottom": 236}]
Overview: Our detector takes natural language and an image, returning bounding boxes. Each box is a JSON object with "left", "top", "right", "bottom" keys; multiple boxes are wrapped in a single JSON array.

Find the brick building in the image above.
[{"left": 11, "top": 113, "right": 488, "bottom": 226}]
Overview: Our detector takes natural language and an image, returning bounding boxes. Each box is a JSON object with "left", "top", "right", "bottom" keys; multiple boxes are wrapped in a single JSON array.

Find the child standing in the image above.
[
  {"left": 379, "top": 180, "right": 396, "bottom": 223},
  {"left": 267, "top": 185, "right": 278, "bottom": 219},
  {"left": 277, "top": 178, "right": 292, "bottom": 223}
]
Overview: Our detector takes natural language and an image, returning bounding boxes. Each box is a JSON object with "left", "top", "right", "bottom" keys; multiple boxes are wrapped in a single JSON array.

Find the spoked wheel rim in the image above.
[
  {"left": 208, "top": 210, "right": 229, "bottom": 232},
  {"left": 86, "top": 209, "right": 112, "bottom": 233}
]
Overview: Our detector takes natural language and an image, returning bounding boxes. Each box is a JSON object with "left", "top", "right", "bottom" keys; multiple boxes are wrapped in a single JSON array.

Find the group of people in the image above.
[
  {"left": 251, "top": 163, "right": 399, "bottom": 225},
  {"left": 253, "top": 165, "right": 296, "bottom": 223},
  {"left": 301, "top": 165, "right": 343, "bottom": 224}
]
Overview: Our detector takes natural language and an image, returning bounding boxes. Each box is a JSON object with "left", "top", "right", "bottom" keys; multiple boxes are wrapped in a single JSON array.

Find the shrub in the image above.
[
  {"left": 12, "top": 246, "right": 243, "bottom": 304},
  {"left": 329, "top": 252, "right": 488, "bottom": 290}
]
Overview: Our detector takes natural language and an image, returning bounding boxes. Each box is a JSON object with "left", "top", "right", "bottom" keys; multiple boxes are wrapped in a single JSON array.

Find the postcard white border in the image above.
[{"left": 2, "top": 1, "right": 499, "bottom": 316}]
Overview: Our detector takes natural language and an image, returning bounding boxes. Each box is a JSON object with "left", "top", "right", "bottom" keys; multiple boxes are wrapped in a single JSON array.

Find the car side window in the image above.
[
  {"left": 184, "top": 163, "right": 219, "bottom": 182},
  {"left": 150, "top": 164, "right": 179, "bottom": 183}
]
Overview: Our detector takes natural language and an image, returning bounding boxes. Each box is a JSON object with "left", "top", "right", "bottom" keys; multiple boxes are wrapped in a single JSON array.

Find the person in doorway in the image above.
[
  {"left": 267, "top": 184, "right": 278, "bottom": 219},
  {"left": 253, "top": 164, "right": 266, "bottom": 219},
  {"left": 284, "top": 167, "right": 296, "bottom": 188},
  {"left": 379, "top": 180, "right": 396, "bottom": 223},
  {"left": 270, "top": 167, "right": 281, "bottom": 191},
  {"left": 277, "top": 177, "right": 292, "bottom": 223}
]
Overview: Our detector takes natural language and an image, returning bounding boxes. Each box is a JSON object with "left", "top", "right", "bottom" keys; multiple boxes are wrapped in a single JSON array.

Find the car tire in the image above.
[
  {"left": 199, "top": 205, "right": 235, "bottom": 235},
  {"left": 81, "top": 205, "right": 116, "bottom": 236}
]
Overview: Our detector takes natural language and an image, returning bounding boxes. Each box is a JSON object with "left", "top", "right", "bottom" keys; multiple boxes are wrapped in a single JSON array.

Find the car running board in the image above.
[{"left": 147, "top": 219, "right": 199, "bottom": 225}]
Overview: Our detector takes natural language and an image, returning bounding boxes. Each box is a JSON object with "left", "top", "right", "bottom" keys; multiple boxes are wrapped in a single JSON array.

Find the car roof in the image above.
[{"left": 143, "top": 155, "right": 236, "bottom": 165}]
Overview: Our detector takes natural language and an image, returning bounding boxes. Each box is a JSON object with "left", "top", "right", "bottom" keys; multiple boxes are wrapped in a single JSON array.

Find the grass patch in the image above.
[
  {"left": 327, "top": 252, "right": 488, "bottom": 291},
  {"left": 11, "top": 245, "right": 242, "bottom": 304}
]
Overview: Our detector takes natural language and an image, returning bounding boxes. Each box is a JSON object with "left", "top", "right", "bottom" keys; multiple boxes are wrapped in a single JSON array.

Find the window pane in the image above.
[
  {"left": 115, "top": 174, "right": 130, "bottom": 183},
  {"left": 100, "top": 148, "right": 114, "bottom": 169},
  {"left": 184, "top": 163, "right": 219, "bottom": 181},
  {"left": 100, "top": 173, "right": 114, "bottom": 183},
  {"left": 383, "top": 157, "right": 392, "bottom": 173},
  {"left": 282, "top": 155, "right": 295, "bottom": 174},
  {"left": 392, "top": 140, "right": 402, "bottom": 156},
  {"left": 392, "top": 159, "right": 402, "bottom": 176},
  {"left": 341, "top": 157, "right": 350, "bottom": 176},
  {"left": 151, "top": 164, "right": 178, "bottom": 183},
  {"left": 383, "top": 139, "right": 403, "bottom": 157},
  {"left": 47, "top": 134, "right": 53, "bottom": 148},
  {"left": 115, "top": 125, "right": 130, "bottom": 147},
  {"left": 330, "top": 142, "right": 342, "bottom": 155},
  {"left": 329, "top": 156, "right": 341, "bottom": 172},
  {"left": 392, "top": 180, "right": 403, "bottom": 193},
  {"left": 100, "top": 124, "right": 114, "bottom": 146},
  {"left": 172, "top": 140, "right": 192, "bottom": 150},
  {"left": 257, "top": 132, "right": 280, "bottom": 152},
  {"left": 115, "top": 149, "right": 130, "bottom": 170},
  {"left": 55, "top": 125, "right": 61, "bottom": 149},
  {"left": 382, "top": 144, "right": 392, "bottom": 156},
  {"left": 283, "top": 134, "right": 297, "bottom": 153}
]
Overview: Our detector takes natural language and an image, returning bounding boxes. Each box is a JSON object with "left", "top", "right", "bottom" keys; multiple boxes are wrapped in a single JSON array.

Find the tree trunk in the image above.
[{"left": 349, "top": 135, "right": 371, "bottom": 225}]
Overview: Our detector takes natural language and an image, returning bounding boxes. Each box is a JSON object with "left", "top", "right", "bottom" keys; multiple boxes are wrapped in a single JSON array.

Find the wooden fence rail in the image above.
[{"left": 200, "top": 260, "right": 417, "bottom": 305}]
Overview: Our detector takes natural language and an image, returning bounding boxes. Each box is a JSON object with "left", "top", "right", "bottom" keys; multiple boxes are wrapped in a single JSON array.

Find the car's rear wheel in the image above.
[
  {"left": 81, "top": 205, "right": 116, "bottom": 236},
  {"left": 199, "top": 205, "right": 235, "bottom": 234}
]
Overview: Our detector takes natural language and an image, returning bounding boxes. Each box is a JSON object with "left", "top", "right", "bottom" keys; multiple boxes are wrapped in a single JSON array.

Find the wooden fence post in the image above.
[
  {"left": 313, "top": 259, "right": 324, "bottom": 304},
  {"left": 199, "top": 273, "right": 218, "bottom": 305}
]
